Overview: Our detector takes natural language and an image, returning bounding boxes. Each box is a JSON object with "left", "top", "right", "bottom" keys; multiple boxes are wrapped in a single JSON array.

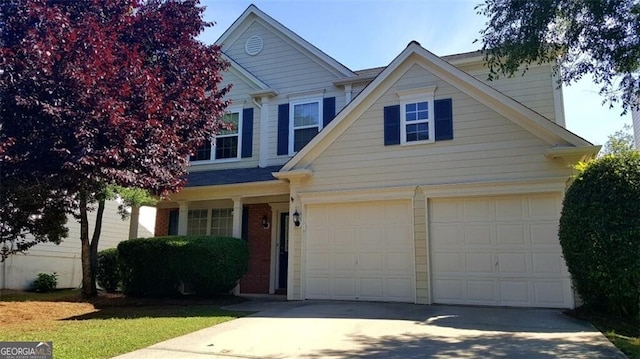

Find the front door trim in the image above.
[{"left": 269, "top": 202, "right": 289, "bottom": 294}]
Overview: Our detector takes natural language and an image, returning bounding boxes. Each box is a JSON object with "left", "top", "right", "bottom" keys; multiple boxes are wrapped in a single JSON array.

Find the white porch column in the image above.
[
  {"left": 259, "top": 96, "right": 270, "bottom": 168},
  {"left": 128, "top": 206, "right": 140, "bottom": 239},
  {"left": 177, "top": 201, "right": 189, "bottom": 236},
  {"left": 232, "top": 197, "right": 243, "bottom": 238}
]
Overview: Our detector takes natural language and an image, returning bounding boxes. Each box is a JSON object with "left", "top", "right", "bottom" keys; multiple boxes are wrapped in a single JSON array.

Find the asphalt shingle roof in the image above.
[{"left": 185, "top": 165, "right": 283, "bottom": 187}]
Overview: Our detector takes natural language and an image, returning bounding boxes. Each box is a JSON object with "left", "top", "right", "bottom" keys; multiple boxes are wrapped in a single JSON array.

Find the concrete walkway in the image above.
[{"left": 113, "top": 300, "right": 626, "bottom": 358}]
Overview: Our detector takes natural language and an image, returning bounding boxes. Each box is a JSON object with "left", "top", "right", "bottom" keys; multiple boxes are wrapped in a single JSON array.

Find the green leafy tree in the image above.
[
  {"left": 1, "top": 0, "right": 230, "bottom": 297},
  {"left": 559, "top": 152, "right": 640, "bottom": 317},
  {"left": 477, "top": 0, "right": 640, "bottom": 112},
  {"left": 600, "top": 124, "right": 636, "bottom": 156}
]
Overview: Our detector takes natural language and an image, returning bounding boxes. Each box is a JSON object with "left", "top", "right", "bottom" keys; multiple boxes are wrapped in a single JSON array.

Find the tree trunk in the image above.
[
  {"left": 79, "top": 192, "right": 93, "bottom": 298},
  {"left": 80, "top": 194, "right": 106, "bottom": 298},
  {"left": 90, "top": 198, "right": 105, "bottom": 295}
]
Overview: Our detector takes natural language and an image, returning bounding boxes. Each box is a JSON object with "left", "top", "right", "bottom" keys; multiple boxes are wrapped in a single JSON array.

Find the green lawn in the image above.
[
  {"left": 0, "top": 290, "right": 245, "bottom": 359},
  {"left": 568, "top": 308, "right": 640, "bottom": 359}
]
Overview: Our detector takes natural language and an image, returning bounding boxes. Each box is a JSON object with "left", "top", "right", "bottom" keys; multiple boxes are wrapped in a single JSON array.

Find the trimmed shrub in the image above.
[
  {"left": 559, "top": 152, "right": 640, "bottom": 317},
  {"left": 32, "top": 272, "right": 58, "bottom": 292},
  {"left": 118, "top": 236, "right": 248, "bottom": 298},
  {"left": 97, "top": 248, "right": 120, "bottom": 293}
]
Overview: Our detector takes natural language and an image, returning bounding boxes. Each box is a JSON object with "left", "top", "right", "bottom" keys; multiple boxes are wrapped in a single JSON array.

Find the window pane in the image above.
[
  {"left": 406, "top": 103, "right": 416, "bottom": 112},
  {"left": 406, "top": 112, "right": 417, "bottom": 121},
  {"left": 215, "top": 136, "right": 238, "bottom": 159},
  {"left": 406, "top": 123, "right": 429, "bottom": 142},
  {"left": 211, "top": 208, "right": 233, "bottom": 237},
  {"left": 293, "top": 102, "right": 319, "bottom": 127},
  {"left": 190, "top": 140, "right": 212, "bottom": 161},
  {"left": 187, "top": 209, "right": 208, "bottom": 236},
  {"left": 417, "top": 109, "right": 428, "bottom": 120},
  {"left": 417, "top": 102, "right": 428, "bottom": 111},
  {"left": 294, "top": 127, "right": 319, "bottom": 151},
  {"left": 219, "top": 112, "right": 239, "bottom": 135}
]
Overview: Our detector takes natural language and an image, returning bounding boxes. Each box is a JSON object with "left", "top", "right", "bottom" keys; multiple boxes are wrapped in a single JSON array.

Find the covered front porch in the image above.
[{"left": 154, "top": 166, "right": 292, "bottom": 296}]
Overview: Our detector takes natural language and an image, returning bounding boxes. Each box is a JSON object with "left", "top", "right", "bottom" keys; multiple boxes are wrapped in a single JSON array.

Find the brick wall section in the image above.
[
  {"left": 240, "top": 204, "right": 272, "bottom": 294},
  {"left": 155, "top": 208, "right": 171, "bottom": 237}
]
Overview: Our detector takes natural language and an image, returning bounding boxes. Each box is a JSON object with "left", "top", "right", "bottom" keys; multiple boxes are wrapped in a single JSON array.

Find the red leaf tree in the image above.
[{"left": 0, "top": 0, "right": 230, "bottom": 297}]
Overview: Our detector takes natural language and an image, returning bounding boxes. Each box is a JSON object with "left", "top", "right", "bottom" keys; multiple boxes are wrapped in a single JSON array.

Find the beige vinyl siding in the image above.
[
  {"left": 297, "top": 63, "right": 572, "bottom": 193},
  {"left": 221, "top": 20, "right": 347, "bottom": 167},
  {"left": 189, "top": 71, "right": 261, "bottom": 172},
  {"left": 2, "top": 201, "right": 155, "bottom": 289},
  {"left": 458, "top": 62, "right": 558, "bottom": 123},
  {"left": 414, "top": 191, "right": 429, "bottom": 304},
  {"left": 225, "top": 21, "right": 341, "bottom": 94}
]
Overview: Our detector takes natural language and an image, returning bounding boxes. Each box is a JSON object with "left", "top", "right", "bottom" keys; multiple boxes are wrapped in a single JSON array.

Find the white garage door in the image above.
[
  {"left": 305, "top": 200, "right": 415, "bottom": 302},
  {"left": 430, "top": 193, "right": 573, "bottom": 308}
]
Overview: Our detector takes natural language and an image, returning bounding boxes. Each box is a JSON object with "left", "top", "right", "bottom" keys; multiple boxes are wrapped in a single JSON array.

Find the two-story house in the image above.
[{"left": 153, "top": 5, "right": 598, "bottom": 308}]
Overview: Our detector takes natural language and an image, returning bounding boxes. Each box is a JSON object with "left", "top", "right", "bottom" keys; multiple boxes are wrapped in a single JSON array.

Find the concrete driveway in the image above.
[{"left": 114, "top": 300, "right": 625, "bottom": 359}]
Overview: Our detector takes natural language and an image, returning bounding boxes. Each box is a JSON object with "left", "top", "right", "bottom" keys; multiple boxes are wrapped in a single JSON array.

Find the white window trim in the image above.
[
  {"left": 190, "top": 109, "right": 243, "bottom": 164},
  {"left": 288, "top": 97, "right": 323, "bottom": 155},
  {"left": 397, "top": 86, "right": 436, "bottom": 145}
]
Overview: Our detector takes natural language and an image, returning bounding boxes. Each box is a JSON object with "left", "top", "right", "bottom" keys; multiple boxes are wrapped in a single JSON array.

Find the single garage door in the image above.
[
  {"left": 430, "top": 193, "right": 573, "bottom": 308},
  {"left": 305, "top": 200, "right": 415, "bottom": 302}
]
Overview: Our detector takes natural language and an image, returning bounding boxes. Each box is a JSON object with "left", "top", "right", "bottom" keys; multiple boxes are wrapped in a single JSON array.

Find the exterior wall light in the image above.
[
  {"left": 261, "top": 215, "right": 270, "bottom": 229},
  {"left": 292, "top": 210, "right": 300, "bottom": 227}
]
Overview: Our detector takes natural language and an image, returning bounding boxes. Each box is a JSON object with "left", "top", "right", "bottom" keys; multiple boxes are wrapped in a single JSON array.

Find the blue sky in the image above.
[{"left": 198, "top": 0, "right": 631, "bottom": 146}]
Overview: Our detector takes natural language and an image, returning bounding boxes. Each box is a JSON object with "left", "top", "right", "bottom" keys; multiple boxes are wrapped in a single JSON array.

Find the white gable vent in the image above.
[{"left": 245, "top": 36, "right": 263, "bottom": 56}]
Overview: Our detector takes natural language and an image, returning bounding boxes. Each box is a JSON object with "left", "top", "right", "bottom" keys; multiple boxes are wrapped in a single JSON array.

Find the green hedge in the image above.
[
  {"left": 559, "top": 152, "right": 640, "bottom": 317},
  {"left": 117, "top": 236, "right": 248, "bottom": 298},
  {"left": 97, "top": 248, "right": 120, "bottom": 293}
]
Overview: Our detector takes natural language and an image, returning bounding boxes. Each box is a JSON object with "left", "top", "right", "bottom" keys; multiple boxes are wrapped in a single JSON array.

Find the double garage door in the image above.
[{"left": 303, "top": 194, "right": 573, "bottom": 308}]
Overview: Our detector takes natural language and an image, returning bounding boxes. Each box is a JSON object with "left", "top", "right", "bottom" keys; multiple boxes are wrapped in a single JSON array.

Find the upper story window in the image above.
[
  {"left": 291, "top": 100, "right": 322, "bottom": 152},
  {"left": 191, "top": 111, "right": 242, "bottom": 163},
  {"left": 398, "top": 87, "right": 436, "bottom": 145},
  {"left": 277, "top": 96, "right": 336, "bottom": 156}
]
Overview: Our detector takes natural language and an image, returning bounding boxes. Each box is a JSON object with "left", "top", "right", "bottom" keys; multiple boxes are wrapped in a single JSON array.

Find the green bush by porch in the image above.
[{"left": 118, "top": 236, "right": 248, "bottom": 298}]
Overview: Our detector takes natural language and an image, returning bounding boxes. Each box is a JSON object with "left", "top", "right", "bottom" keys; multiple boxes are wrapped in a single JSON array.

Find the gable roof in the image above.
[
  {"left": 279, "top": 42, "right": 595, "bottom": 172},
  {"left": 216, "top": 4, "right": 356, "bottom": 79}
]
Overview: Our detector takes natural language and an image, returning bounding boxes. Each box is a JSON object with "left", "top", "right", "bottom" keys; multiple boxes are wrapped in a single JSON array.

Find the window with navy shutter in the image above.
[
  {"left": 241, "top": 108, "right": 253, "bottom": 158},
  {"left": 385, "top": 93, "right": 453, "bottom": 145},
  {"left": 323, "top": 97, "right": 336, "bottom": 127},
  {"left": 384, "top": 105, "right": 401, "bottom": 145},
  {"left": 277, "top": 104, "right": 289, "bottom": 155}
]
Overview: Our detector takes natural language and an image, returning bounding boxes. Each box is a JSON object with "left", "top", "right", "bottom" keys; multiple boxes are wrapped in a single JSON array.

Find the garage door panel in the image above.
[
  {"left": 334, "top": 253, "right": 356, "bottom": 271},
  {"left": 463, "top": 198, "right": 494, "bottom": 221},
  {"left": 495, "top": 197, "right": 524, "bottom": 220},
  {"left": 528, "top": 194, "right": 560, "bottom": 219},
  {"left": 333, "top": 229, "right": 355, "bottom": 248},
  {"left": 307, "top": 277, "right": 330, "bottom": 298},
  {"left": 466, "top": 253, "right": 495, "bottom": 273},
  {"left": 497, "top": 224, "right": 527, "bottom": 244},
  {"left": 431, "top": 194, "right": 573, "bottom": 308},
  {"left": 532, "top": 253, "right": 564, "bottom": 274},
  {"left": 355, "top": 227, "right": 383, "bottom": 247},
  {"left": 464, "top": 225, "right": 493, "bottom": 245},
  {"left": 467, "top": 280, "right": 497, "bottom": 303},
  {"left": 359, "top": 278, "right": 383, "bottom": 298},
  {"left": 307, "top": 229, "right": 329, "bottom": 248},
  {"left": 307, "top": 252, "right": 331, "bottom": 271},
  {"left": 358, "top": 252, "right": 383, "bottom": 272},
  {"left": 432, "top": 252, "right": 463, "bottom": 273},
  {"left": 385, "top": 226, "right": 412, "bottom": 246},
  {"left": 386, "top": 252, "right": 413, "bottom": 272},
  {"left": 333, "top": 277, "right": 356, "bottom": 298},
  {"left": 359, "top": 204, "right": 385, "bottom": 225},
  {"left": 431, "top": 225, "right": 461, "bottom": 247},
  {"left": 530, "top": 223, "right": 559, "bottom": 245},
  {"left": 385, "top": 278, "right": 414, "bottom": 301},
  {"left": 329, "top": 205, "right": 356, "bottom": 226},
  {"left": 500, "top": 281, "right": 529, "bottom": 305},
  {"left": 498, "top": 253, "right": 528, "bottom": 273}
]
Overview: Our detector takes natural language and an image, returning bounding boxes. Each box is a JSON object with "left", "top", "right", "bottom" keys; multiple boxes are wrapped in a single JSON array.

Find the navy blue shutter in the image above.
[
  {"left": 241, "top": 108, "right": 254, "bottom": 158},
  {"left": 383, "top": 105, "right": 401, "bottom": 145},
  {"left": 434, "top": 98, "right": 453, "bottom": 141},
  {"left": 168, "top": 210, "right": 179, "bottom": 236},
  {"left": 323, "top": 97, "right": 336, "bottom": 127},
  {"left": 277, "top": 104, "right": 289, "bottom": 155}
]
